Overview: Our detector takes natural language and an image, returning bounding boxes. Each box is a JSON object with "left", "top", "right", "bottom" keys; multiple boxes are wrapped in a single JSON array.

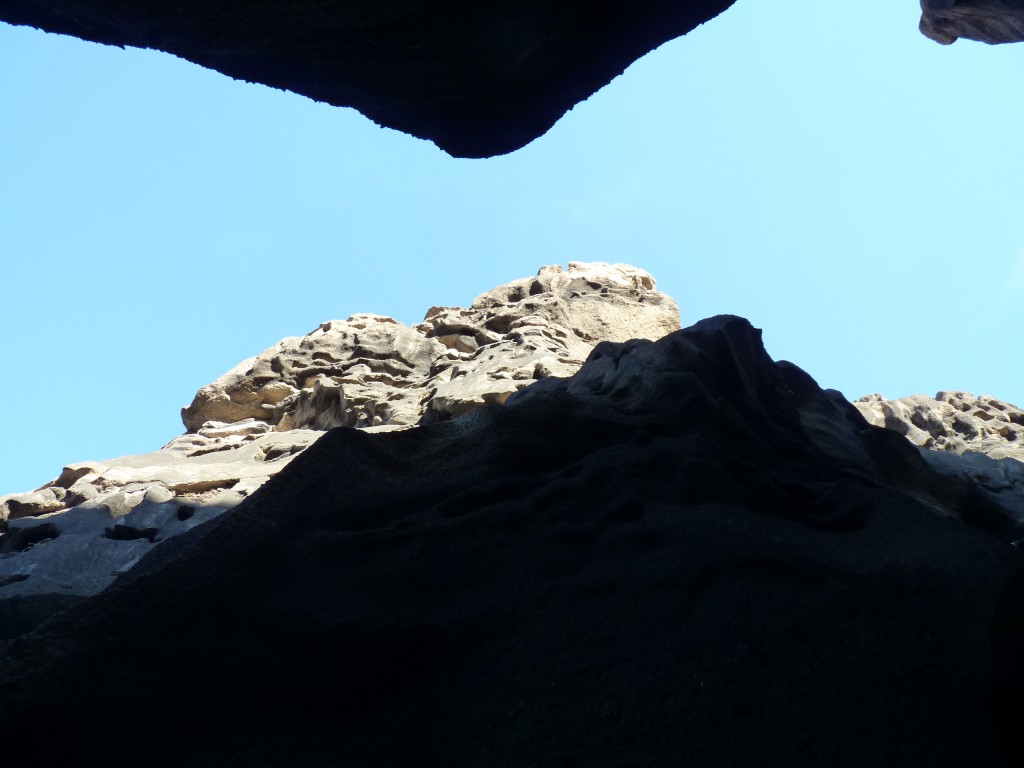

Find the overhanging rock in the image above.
[
  {"left": 920, "top": 0, "right": 1024, "bottom": 44},
  {"left": 0, "top": 0, "right": 736, "bottom": 157}
]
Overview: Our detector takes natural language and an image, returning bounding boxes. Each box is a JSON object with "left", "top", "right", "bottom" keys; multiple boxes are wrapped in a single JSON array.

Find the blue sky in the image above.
[{"left": 2, "top": 1, "right": 1023, "bottom": 494}]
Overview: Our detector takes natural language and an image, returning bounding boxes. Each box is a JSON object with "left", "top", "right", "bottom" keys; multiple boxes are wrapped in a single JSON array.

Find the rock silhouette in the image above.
[
  {"left": 1, "top": 315, "right": 1021, "bottom": 767},
  {"left": 0, "top": 0, "right": 737, "bottom": 156}
]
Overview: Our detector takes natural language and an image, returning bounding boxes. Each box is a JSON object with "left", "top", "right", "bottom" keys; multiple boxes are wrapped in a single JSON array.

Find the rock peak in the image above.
[
  {"left": 0, "top": 263, "right": 678, "bottom": 598},
  {"left": 181, "top": 261, "right": 679, "bottom": 433}
]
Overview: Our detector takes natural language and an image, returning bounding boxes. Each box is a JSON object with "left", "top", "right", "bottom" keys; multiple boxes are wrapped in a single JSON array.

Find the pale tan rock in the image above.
[
  {"left": 181, "top": 313, "right": 445, "bottom": 432},
  {"left": 417, "top": 262, "right": 680, "bottom": 421},
  {"left": 856, "top": 391, "right": 1024, "bottom": 530},
  {"left": 854, "top": 391, "right": 1024, "bottom": 462},
  {"left": 1, "top": 263, "right": 680, "bottom": 595},
  {"left": 180, "top": 262, "right": 680, "bottom": 431},
  {"left": 7, "top": 262, "right": 677, "bottom": 529}
]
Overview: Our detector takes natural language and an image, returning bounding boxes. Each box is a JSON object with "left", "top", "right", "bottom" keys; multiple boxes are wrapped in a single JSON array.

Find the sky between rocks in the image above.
[{"left": 2, "top": 1, "right": 1023, "bottom": 494}]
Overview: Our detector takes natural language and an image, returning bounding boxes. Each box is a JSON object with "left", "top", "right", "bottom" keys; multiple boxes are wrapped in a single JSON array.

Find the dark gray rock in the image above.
[
  {"left": 1, "top": 315, "right": 1021, "bottom": 767},
  {"left": 0, "top": 0, "right": 736, "bottom": 156}
]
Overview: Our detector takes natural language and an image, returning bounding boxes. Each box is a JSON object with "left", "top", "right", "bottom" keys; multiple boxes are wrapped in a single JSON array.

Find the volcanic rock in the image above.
[
  {"left": 920, "top": 0, "right": 1024, "bottom": 44},
  {"left": 0, "top": 315, "right": 1021, "bottom": 767},
  {"left": 0, "top": 0, "right": 736, "bottom": 156}
]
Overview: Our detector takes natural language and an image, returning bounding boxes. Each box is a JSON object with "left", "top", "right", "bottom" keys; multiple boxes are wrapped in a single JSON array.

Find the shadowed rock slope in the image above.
[
  {"left": 0, "top": 0, "right": 736, "bottom": 156},
  {"left": 856, "top": 391, "right": 1024, "bottom": 541},
  {"left": 1, "top": 316, "right": 1022, "bottom": 767},
  {"left": 0, "top": 263, "right": 678, "bottom": 610}
]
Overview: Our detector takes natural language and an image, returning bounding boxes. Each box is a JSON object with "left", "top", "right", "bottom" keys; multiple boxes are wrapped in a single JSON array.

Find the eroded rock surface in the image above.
[
  {"left": 182, "top": 261, "right": 679, "bottom": 430},
  {"left": 1, "top": 316, "right": 1021, "bottom": 767},
  {"left": 0, "top": 426, "right": 321, "bottom": 602},
  {"left": 920, "top": 0, "right": 1024, "bottom": 44},
  {"left": 855, "top": 391, "right": 1024, "bottom": 460},
  {"left": 856, "top": 391, "right": 1024, "bottom": 538},
  {"left": 0, "top": 0, "right": 736, "bottom": 156},
  {"left": 0, "top": 262, "right": 678, "bottom": 599}
]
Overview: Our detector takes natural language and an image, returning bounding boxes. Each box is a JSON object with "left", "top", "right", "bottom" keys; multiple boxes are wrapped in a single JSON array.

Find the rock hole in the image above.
[
  {"left": 105, "top": 525, "right": 160, "bottom": 544},
  {"left": 485, "top": 316, "right": 513, "bottom": 335},
  {"left": 0, "top": 522, "right": 62, "bottom": 554},
  {"left": 528, "top": 280, "right": 544, "bottom": 296},
  {"left": 0, "top": 574, "right": 30, "bottom": 589},
  {"left": 312, "top": 351, "right": 343, "bottom": 363},
  {"left": 176, "top": 506, "right": 196, "bottom": 521}
]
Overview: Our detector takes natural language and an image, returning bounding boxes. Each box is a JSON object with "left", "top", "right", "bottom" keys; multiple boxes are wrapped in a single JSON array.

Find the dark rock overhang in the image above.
[
  {"left": 0, "top": 0, "right": 736, "bottom": 157},
  {"left": 920, "top": 0, "right": 1024, "bottom": 44}
]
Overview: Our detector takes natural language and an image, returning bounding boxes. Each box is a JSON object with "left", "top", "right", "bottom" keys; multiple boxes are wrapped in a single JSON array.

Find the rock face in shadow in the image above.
[
  {"left": 855, "top": 391, "right": 1024, "bottom": 542},
  {"left": 1, "top": 316, "right": 1022, "bottom": 768},
  {"left": 0, "top": 0, "right": 736, "bottom": 156},
  {"left": 0, "top": 263, "right": 677, "bottom": 603},
  {"left": 920, "top": 0, "right": 1024, "bottom": 44}
]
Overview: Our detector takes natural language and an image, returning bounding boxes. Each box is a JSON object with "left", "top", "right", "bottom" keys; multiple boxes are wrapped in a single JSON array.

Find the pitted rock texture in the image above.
[
  {"left": 854, "top": 391, "right": 1024, "bottom": 461},
  {"left": 1, "top": 316, "right": 1022, "bottom": 767},
  {"left": 0, "top": 425, "right": 321, "bottom": 601},
  {"left": 182, "top": 262, "right": 680, "bottom": 431},
  {"left": 0, "top": 0, "right": 736, "bottom": 156},
  {"left": 0, "top": 263, "right": 677, "bottom": 601},
  {"left": 920, "top": 0, "right": 1024, "bottom": 44},
  {"left": 0, "top": 422, "right": 322, "bottom": 525},
  {"left": 181, "top": 314, "right": 445, "bottom": 432},
  {"left": 855, "top": 392, "right": 1024, "bottom": 541}
]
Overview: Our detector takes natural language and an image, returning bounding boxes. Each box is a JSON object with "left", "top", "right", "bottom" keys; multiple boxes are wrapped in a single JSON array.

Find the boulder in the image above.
[{"left": 181, "top": 313, "right": 445, "bottom": 432}]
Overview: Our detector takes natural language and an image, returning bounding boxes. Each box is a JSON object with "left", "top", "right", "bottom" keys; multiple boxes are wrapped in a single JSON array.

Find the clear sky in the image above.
[{"left": 2, "top": 1, "right": 1023, "bottom": 495}]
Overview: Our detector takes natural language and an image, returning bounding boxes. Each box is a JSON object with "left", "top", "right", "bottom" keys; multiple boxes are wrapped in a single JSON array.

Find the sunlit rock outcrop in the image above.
[
  {"left": 0, "top": 263, "right": 678, "bottom": 599},
  {"left": 182, "top": 261, "right": 679, "bottom": 431},
  {"left": 856, "top": 391, "right": 1024, "bottom": 539},
  {"left": 855, "top": 391, "right": 1024, "bottom": 460}
]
